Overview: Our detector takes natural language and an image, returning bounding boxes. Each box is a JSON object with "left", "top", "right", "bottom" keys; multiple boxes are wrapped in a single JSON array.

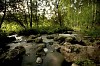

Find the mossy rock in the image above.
[
  {"left": 35, "top": 37, "right": 43, "bottom": 43},
  {"left": 0, "top": 46, "right": 26, "bottom": 66}
]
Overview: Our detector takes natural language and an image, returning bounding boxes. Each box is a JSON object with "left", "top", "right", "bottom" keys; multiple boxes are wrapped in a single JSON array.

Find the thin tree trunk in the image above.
[
  {"left": 0, "top": 0, "right": 6, "bottom": 28},
  {"left": 36, "top": 1, "right": 38, "bottom": 29},
  {"left": 94, "top": 0, "right": 97, "bottom": 23},
  {"left": 24, "top": 13, "right": 28, "bottom": 28},
  {"left": 91, "top": 0, "right": 94, "bottom": 26},
  {"left": 30, "top": 0, "right": 32, "bottom": 28}
]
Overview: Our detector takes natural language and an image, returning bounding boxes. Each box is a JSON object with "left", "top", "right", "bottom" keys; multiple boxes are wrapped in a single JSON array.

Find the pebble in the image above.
[
  {"left": 71, "top": 63, "right": 79, "bottom": 66},
  {"left": 36, "top": 57, "right": 42, "bottom": 64},
  {"left": 43, "top": 48, "right": 48, "bottom": 53}
]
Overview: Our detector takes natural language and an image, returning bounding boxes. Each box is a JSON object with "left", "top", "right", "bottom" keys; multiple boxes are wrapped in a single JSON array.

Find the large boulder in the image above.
[
  {"left": 60, "top": 44, "right": 95, "bottom": 62},
  {"left": 0, "top": 46, "right": 26, "bottom": 66},
  {"left": 0, "top": 36, "right": 16, "bottom": 44},
  {"left": 42, "top": 52, "right": 65, "bottom": 66}
]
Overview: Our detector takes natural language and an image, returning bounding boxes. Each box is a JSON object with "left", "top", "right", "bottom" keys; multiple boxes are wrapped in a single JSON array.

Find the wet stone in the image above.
[
  {"left": 46, "top": 35, "right": 54, "bottom": 39},
  {"left": 71, "top": 63, "right": 79, "bottom": 66},
  {"left": 36, "top": 57, "right": 42, "bottom": 64},
  {"left": 35, "top": 37, "right": 43, "bottom": 43}
]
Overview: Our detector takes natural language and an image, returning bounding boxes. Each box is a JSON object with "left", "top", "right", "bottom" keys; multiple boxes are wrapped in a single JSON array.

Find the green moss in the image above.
[{"left": 75, "top": 59, "right": 96, "bottom": 66}]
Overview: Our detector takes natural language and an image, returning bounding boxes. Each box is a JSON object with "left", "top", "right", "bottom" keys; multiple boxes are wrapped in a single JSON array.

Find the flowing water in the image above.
[{"left": 7, "top": 34, "right": 77, "bottom": 66}]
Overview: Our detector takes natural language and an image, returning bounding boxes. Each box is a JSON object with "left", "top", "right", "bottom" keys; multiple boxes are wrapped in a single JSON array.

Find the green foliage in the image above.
[
  {"left": 75, "top": 59, "right": 96, "bottom": 66},
  {"left": 82, "top": 26, "right": 100, "bottom": 37},
  {"left": 1, "top": 22, "right": 24, "bottom": 34},
  {"left": 18, "top": 28, "right": 39, "bottom": 36},
  {"left": 0, "top": 0, "right": 99, "bottom": 38},
  {"left": 17, "top": 25, "right": 73, "bottom": 36},
  {"left": 0, "top": 29, "right": 7, "bottom": 37}
]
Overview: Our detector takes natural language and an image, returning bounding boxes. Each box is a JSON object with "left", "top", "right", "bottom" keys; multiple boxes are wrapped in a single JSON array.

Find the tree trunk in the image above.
[
  {"left": 36, "top": 1, "right": 38, "bottom": 29},
  {"left": 30, "top": 0, "right": 32, "bottom": 28},
  {"left": 0, "top": 0, "right": 6, "bottom": 28}
]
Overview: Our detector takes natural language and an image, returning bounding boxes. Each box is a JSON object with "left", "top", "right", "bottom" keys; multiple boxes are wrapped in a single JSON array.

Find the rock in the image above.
[
  {"left": 60, "top": 44, "right": 95, "bottom": 62},
  {"left": 78, "top": 40, "right": 86, "bottom": 46},
  {"left": 95, "top": 41, "right": 100, "bottom": 46},
  {"left": 36, "top": 57, "right": 42, "bottom": 64},
  {"left": 8, "top": 37, "right": 16, "bottom": 42},
  {"left": 0, "top": 52, "right": 7, "bottom": 62},
  {"left": 48, "top": 42, "right": 53, "bottom": 45},
  {"left": 0, "top": 36, "right": 16, "bottom": 48},
  {"left": 52, "top": 44, "right": 61, "bottom": 52},
  {"left": 71, "top": 63, "right": 79, "bottom": 66},
  {"left": 35, "top": 37, "right": 43, "bottom": 43},
  {"left": 54, "top": 36, "right": 66, "bottom": 43},
  {"left": 42, "top": 52, "right": 64, "bottom": 66},
  {"left": 27, "top": 39, "right": 34, "bottom": 43},
  {"left": 28, "top": 35, "right": 37, "bottom": 39},
  {"left": 43, "top": 48, "right": 48, "bottom": 53},
  {"left": 59, "top": 34, "right": 77, "bottom": 37},
  {"left": 67, "top": 31, "right": 73, "bottom": 34},
  {"left": 14, "top": 46, "right": 26, "bottom": 54},
  {"left": 65, "top": 36, "right": 74, "bottom": 42},
  {"left": 63, "top": 42, "right": 72, "bottom": 45},
  {"left": 83, "top": 36, "right": 92, "bottom": 39},
  {"left": 35, "top": 44, "right": 46, "bottom": 56},
  {"left": 26, "top": 35, "right": 36, "bottom": 43},
  {"left": 46, "top": 35, "right": 54, "bottom": 39},
  {"left": 91, "top": 45, "right": 100, "bottom": 64},
  {"left": 0, "top": 46, "right": 26, "bottom": 66},
  {"left": 65, "top": 37, "right": 79, "bottom": 44},
  {"left": 36, "top": 34, "right": 41, "bottom": 37},
  {"left": 5, "top": 46, "right": 26, "bottom": 60},
  {"left": 60, "top": 46, "right": 71, "bottom": 53}
]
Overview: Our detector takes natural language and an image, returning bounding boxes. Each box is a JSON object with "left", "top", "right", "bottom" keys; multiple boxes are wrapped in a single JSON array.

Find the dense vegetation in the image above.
[{"left": 0, "top": 0, "right": 100, "bottom": 37}]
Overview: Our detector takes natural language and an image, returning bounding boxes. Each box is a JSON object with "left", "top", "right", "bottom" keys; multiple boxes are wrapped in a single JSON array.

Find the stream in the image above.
[
  {"left": 7, "top": 34, "right": 77, "bottom": 66},
  {"left": 7, "top": 34, "right": 56, "bottom": 66}
]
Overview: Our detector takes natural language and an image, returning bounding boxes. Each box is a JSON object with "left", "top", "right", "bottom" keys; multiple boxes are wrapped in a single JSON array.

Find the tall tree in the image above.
[
  {"left": 30, "top": 0, "right": 33, "bottom": 28},
  {"left": 0, "top": 0, "right": 6, "bottom": 28}
]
